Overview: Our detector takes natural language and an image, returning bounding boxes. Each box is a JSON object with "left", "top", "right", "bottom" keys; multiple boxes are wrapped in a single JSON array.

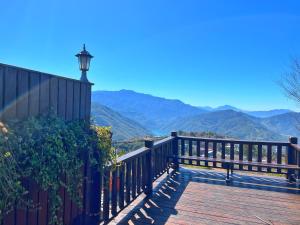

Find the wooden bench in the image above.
[{"left": 168, "top": 156, "right": 300, "bottom": 183}]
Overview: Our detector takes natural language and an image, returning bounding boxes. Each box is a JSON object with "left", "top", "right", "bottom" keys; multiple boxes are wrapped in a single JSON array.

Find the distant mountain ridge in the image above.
[
  {"left": 92, "top": 90, "right": 206, "bottom": 133},
  {"left": 198, "top": 105, "right": 293, "bottom": 118},
  {"left": 92, "top": 89, "right": 299, "bottom": 141},
  {"left": 260, "top": 112, "right": 300, "bottom": 138},
  {"left": 161, "top": 110, "right": 284, "bottom": 141}
]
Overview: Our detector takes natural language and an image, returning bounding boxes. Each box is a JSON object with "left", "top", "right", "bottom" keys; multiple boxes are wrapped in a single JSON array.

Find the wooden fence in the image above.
[
  {"left": 0, "top": 63, "right": 93, "bottom": 225},
  {"left": 0, "top": 63, "right": 92, "bottom": 121}
]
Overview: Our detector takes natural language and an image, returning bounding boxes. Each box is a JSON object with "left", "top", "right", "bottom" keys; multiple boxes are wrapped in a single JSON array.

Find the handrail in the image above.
[
  {"left": 177, "top": 135, "right": 290, "bottom": 146},
  {"left": 290, "top": 143, "right": 300, "bottom": 153},
  {"left": 117, "top": 147, "right": 150, "bottom": 163},
  {"left": 153, "top": 136, "right": 174, "bottom": 147}
]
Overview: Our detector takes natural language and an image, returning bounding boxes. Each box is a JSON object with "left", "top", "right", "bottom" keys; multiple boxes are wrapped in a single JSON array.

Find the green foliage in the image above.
[
  {"left": 0, "top": 122, "right": 26, "bottom": 220},
  {"left": 0, "top": 115, "right": 114, "bottom": 225}
]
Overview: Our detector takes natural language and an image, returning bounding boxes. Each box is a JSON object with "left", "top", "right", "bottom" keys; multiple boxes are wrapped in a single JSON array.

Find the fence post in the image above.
[
  {"left": 171, "top": 131, "right": 179, "bottom": 170},
  {"left": 144, "top": 140, "right": 154, "bottom": 197},
  {"left": 288, "top": 137, "right": 297, "bottom": 181},
  {"left": 84, "top": 152, "right": 101, "bottom": 225}
]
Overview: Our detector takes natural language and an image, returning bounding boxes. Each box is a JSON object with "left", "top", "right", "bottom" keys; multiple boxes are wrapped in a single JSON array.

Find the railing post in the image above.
[
  {"left": 86, "top": 163, "right": 101, "bottom": 225},
  {"left": 144, "top": 140, "right": 154, "bottom": 197},
  {"left": 288, "top": 137, "right": 297, "bottom": 181},
  {"left": 171, "top": 131, "right": 179, "bottom": 170}
]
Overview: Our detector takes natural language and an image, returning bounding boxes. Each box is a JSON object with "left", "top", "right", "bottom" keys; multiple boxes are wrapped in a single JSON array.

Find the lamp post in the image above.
[{"left": 76, "top": 44, "right": 93, "bottom": 82}]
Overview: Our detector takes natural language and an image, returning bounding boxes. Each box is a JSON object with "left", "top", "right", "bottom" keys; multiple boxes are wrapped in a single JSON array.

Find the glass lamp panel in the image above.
[
  {"left": 80, "top": 55, "right": 88, "bottom": 70},
  {"left": 86, "top": 57, "right": 91, "bottom": 71},
  {"left": 77, "top": 57, "right": 81, "bottom": 70}
]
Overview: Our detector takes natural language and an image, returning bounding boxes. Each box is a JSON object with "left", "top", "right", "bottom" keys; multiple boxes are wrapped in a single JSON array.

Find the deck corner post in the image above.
[
  {"left": 83, "top": 150, "right": 101, "bottom": 225},
  {"left": 288, "top": 137, "right": 298, "bottom": 181},
  {"left": 171, "top": 131, "right": 179, "bottom": 170},
  {"left": 145, "top": 139, "right": 154, "bottom": 196}
]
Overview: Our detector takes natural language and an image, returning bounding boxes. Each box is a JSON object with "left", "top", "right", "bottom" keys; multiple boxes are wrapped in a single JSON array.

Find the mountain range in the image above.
[
  {"left": 199, "top": 105, "right": 292, "bottom": 118},
  {"left": 91, "top": 89, "right": 299, "bottom": 141}
]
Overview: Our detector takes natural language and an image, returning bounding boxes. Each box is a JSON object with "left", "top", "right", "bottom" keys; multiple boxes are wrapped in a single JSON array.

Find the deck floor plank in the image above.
[{"left": 109, "top": 168, "right": 300, "bottom": 225}]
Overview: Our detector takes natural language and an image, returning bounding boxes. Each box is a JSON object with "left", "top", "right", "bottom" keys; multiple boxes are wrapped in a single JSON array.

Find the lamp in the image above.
[{"left": 76, "top": 44, "right": 93, "bottom": 82}]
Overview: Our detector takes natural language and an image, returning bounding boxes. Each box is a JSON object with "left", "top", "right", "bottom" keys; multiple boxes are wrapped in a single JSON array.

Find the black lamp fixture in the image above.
[{"left": 76, "top": 44, "right": 93, "bottom": 82}]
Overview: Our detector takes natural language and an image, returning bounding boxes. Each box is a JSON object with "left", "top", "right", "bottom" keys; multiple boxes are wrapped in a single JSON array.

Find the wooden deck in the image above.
[{"left": 109, "top": 167, "right": 300, "bottom": 225}]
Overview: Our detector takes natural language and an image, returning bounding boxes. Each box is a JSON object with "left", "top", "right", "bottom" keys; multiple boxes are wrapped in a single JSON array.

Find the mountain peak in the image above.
[{"left": 215, "top": 105, "right": 241, "bottom": 111}]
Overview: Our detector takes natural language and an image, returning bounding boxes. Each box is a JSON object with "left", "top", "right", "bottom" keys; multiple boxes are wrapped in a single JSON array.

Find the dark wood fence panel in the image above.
[
  {"left": 0, "top": 63, "right": 92, "bottom": 122},
  {"left": 1, "top": 63, "right": 93, "bottom": 225},
  {"left": 17, "top": 70, "right": 29, "bottom": 119},
  {"left": 40, "top": 74, "right": 50, "bottom": 114},
  {"left": 50, "top": 77, "right": 59, "bottom": 114},
  {"left": 4, "top": 67, "right": 17, "bottom": 119}
]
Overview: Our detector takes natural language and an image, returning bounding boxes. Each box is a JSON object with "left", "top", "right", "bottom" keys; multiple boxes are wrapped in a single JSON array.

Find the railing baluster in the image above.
[
  {"left": 212, "top": 142, "right": 217, "bottom": 167},
  {"left": 297, "top": 149, "right": 300, "bottom": 179},
  {"left": 248, "top": 143, "right": 253, "bottom": 171},
  {"left": 167, "top": 142, "right": 170, "bottom": 167},
  {"left": 156, "top": 147, "right": 159, "bottom": 175},
  {"left": 137, "top": 157, "right": 141, "bottom": 194},
  {"left": 205, "top": 141, "right": 209, "bottom": 166},
  {"left": 277, "top": 145, "right": 282, "bottom": 174},
  {"left": 158, "top": 145, "right": 164, "bottom": 175},
  {"left": 156, "top": 147, "right": 159, "bottom": 176},
  {"left": 111, "top": 168, "right": 117, "bottom": 217},
  {"left": 288, "top": 137, "right": 297, "bottom": 180},
  {"left": 257, "top": 145, "right": 262, "bottom": 172},
  {"left": 145, "top": 140, "right": 153, "bottom": 196},
  {"left": 189, "top": 140, "right": 193, "bottom": 165},
  {"left": 119, "top": 164, "right": 125, "bottom": 210},
  {"left": 221, "top": 142, "right": 226, "bottom": 168},
  {"left": 103, "top": 169, "right": 110, "bottom": 222},
  {"left": 171, "top": 132, "right": 179, "bottom": 170},
  {"left": 239, "top": 144, "right": 243, "bottom": 170},
  {"left": 163, "top": 144, "right": 167, "bottom": 171},
  {"left": 181, "top": 139, "right": 185, "bottom": 164},
  {"left": 132, "top": 158, "right": 137, "bottom": 199},
  {"left": 125, "top": 161, "right": 131, "bottom": 204},
  {"left": 197, "top": 141, "right": 201, "bottom": 166},
  {"left": 142, "top": 155, "right": 147, "bottom": 192},
  {"left": 230, "top": 143, "right": 234, "bottom": 160},
  {"left": 166, "top": 144, "right": 169, "bottom": 169},
  {"left": 267, "top": 145, "right": 272, "bottom": 173}
]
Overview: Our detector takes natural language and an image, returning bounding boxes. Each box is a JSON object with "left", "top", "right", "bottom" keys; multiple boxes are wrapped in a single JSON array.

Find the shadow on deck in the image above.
[{"left": 109, "top": 167, "right": 300, "bottom": 225}]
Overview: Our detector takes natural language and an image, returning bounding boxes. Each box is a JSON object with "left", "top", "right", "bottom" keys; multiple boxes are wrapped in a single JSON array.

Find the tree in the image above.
[{"left": 280, "top": 58, "right": 300, "bottom": 104}]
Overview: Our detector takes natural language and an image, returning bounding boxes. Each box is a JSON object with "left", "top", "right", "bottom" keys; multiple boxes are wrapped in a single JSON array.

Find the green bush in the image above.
[{"left": 0, "top": 115, "right": 114, "bottom": 225}]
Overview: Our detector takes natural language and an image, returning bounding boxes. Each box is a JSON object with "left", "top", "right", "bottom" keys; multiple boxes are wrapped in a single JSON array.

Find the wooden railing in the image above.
[
  {"left": 86, "top": 136, "right": 175, "bottom": 224},
  {"left": 171, "top": 133, "right": 300, "bottom": 177},
  {"left": 84, "top": 133, "right": 300, "bottom": 225}
]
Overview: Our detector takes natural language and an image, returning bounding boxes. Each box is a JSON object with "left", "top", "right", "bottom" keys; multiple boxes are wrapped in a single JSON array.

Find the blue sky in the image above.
[{"left": 1, "top": 0, "right": 300, "bottom": 111}]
